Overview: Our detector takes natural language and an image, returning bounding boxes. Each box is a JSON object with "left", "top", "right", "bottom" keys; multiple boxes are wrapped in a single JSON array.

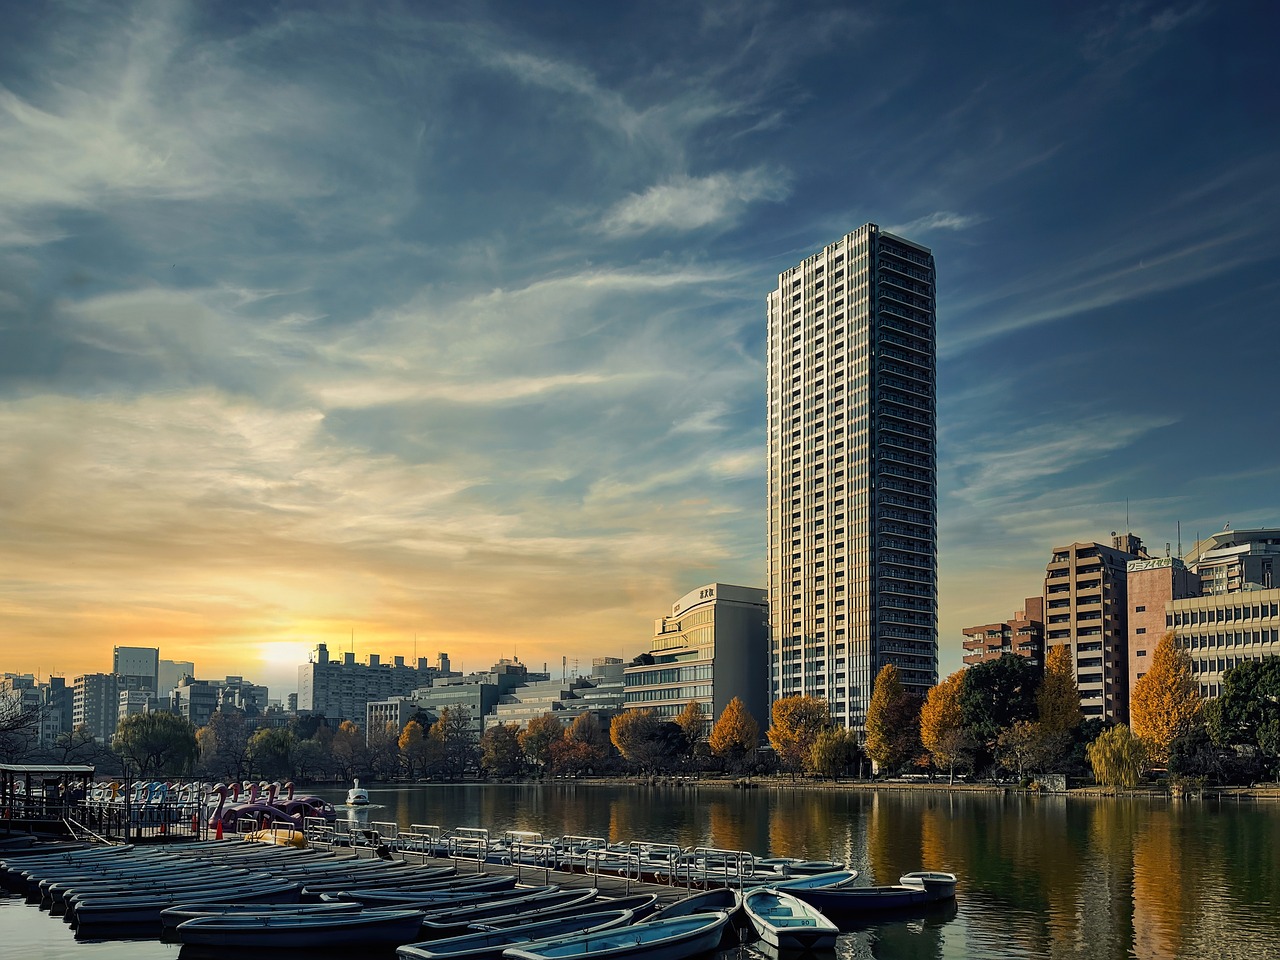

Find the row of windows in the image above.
[
  {"left": 625, "top": 685, "right": 714, "bottom": 703},
  {"left": 1170, "top": 603, "right": 1278, "bottom": 626},
  {"left": 625, "top": 664, "right": 714, "bottom": 686}
]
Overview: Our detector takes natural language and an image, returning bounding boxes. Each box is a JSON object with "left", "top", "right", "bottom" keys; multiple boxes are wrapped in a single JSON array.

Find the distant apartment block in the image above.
[
  {"left": 1167, "top": 588, "right": 1280, "bottom": 697},
  {"left": 297, "top": 643, "right": 453, "bottom": 727},
  {"left": 1126, "top": 556, "right": 1201, "bottom": 693},
  {"left": 624, "top": 583, "right": 769, "bottom": 738},
  {"left": 1043, "top": 534, "right": 1145, "bottom": 722},
  {"left": 112, "top": 646, "right": 159, "bottom": 692},
  {"left": 961, "top": 598, "right": 1045, "bottom": 667},
  {"left": 1184, "top": 528, "right": 1280, "bottom": 595},
  {"left": 158, "top": 659, "right": 195, "bottom": 695},
  {"left": 172, "top": 677, "right": 220, "bottom": 728},
  {"left": 73, "top": 673, "right": 125, "bottom": 743}
]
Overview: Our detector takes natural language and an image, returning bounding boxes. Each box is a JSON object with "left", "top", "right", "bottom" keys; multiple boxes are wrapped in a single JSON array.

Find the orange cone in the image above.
[{"left": 215, "top": 819, "right": 223, "bottom": 840}]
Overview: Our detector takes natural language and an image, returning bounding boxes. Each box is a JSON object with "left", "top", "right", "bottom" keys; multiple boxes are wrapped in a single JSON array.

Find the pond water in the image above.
[{"left": 3, "top": 783, "right": 1278, "bottom": 959}]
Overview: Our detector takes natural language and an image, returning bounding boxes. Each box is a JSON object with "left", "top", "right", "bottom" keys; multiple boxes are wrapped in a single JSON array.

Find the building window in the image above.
[
  {"left": 1135, "top": 605, "right": 1146, "bottom": 612},
  {"left": 1136, "top": 628, "right": 1146, "bottom": 635}
]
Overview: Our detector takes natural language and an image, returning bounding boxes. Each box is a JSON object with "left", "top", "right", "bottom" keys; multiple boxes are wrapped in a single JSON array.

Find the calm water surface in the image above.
[{"left": 3, "top": 784, "right": 1278, "bottom": 959}]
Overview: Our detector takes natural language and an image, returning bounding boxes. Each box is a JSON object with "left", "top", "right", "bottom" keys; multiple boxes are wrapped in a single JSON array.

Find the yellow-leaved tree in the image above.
[
  {"left": 767, "top": 696, "right": 829, "bottom": 778},
  {"left": 865, "top": 663, "right": 922, "bottom": 774},
  {"left": 1130, "top": 631, "right": 1201, "bottom": 763},
  {"left": 709, "top": 697, "right": 759, "bottom": 774},
  {"left": 919, "top": 670, "right": 971, "bottom": 783},
  {"left": 1087, "top": 723, "right": 1146, "bottom": 789}
]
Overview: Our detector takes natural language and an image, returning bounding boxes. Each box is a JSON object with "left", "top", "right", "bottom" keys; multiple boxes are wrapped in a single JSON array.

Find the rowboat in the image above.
[
  {"left": 642, "top": 887, "right": 740, "bottom": 923},
  {"left": 899, "top": 871, "right": 958, "bottom": 899},
  {"left": 160, "top": 900, "right": 364, "bottom": 932},
  {"left": 176, "top": 907, "right": 427, "bottom": 948},
  {"left": 767, "top": 870, "right": 859, "bottom": 892},
  {"left": 333, "top": 877, "right": 526, "bottom": 907},
  {"left": 418, "top": 888, "right": 597, "bottom": 937},
  {"left": 475, "top": 893, "right": 660, "bottom": 928},
  {"left": 772, "top": 872, "right": 957, "bottom": 918},
  {"left": 398, "top": 908, "right": 635, "bottom": 960},
  {"left": 71, "top": 880, "right": 302, "bottom": 926},
  {"left": 501, "top": 910, "right": 732, "bottom": 960},
  {"left": 742, "top": 888, "right": 838, "bottom": 951}
]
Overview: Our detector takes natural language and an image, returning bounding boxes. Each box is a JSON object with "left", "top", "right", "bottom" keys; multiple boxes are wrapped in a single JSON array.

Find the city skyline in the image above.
[{"left": 1, "top": 3, "right": 1277, "bottom": 698}]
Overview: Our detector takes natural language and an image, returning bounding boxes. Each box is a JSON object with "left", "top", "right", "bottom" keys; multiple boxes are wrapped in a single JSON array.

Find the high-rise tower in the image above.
[{"left": 766, "top": 223, "right": 938, "bottom": 729}]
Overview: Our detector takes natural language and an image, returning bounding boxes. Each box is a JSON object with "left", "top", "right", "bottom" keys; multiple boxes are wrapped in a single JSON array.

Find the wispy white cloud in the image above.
[
  {"left": 889, "top": 211, "right": 985, "bottom": 235},
  {"left": 601, "top": 168, "right": 790, "bottom": 234}
]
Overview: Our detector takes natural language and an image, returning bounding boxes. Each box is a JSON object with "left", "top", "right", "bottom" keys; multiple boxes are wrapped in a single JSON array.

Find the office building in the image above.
[
  {"left": 1043, "top": 534, "right": 1145, "bottom": 722},
  {"left": 624, "top": 583, "right": 769, "bottom": 738},
  {"left": 1184, "top": 528, "right": 1280, "bottom": 595},
  {"left": 767, "top": 223, "right": 938, "bottom": 729},
  {"left": 1167, "top": 589, "right": 1280, "bottom": 698},
  {"left": 112, "top": 646, "right": 159, "bottom": 692},
  {"left": 962, "top": 598, "right": 1046, "bottom": 667},
  {"left": 297, "top": 643, "right": 453, "bottom": 727},
  {"left": 171, "top": 677, "right": 220, "bottom": 728},
  {"left": 1126, "top": 556, "right": 1200, "bottom": 692},
  {"left": 158, "top": 659, "right": 195, "bottom": 695}
]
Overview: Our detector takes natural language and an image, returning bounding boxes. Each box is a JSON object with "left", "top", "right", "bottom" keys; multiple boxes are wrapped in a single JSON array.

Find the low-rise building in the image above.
[
  {"left": 1167, "top": 588, "right": 1280, "bottom": 698},
  {"left": 962, "top": 598, "right": 1046, "bottom": 667}
]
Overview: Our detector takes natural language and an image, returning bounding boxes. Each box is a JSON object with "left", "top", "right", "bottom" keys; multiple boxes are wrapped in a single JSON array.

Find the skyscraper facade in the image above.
[{"left": 767, "top": 223, "right": 938, "bottom": 730}]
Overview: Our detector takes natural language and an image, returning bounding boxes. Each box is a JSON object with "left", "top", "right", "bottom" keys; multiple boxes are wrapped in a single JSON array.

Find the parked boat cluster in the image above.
[
  {"left": 0, "top": 832, "right": 957, "bottom": 957},
  {"left": 80, "top": 779, "right": 338, "bottom": 831}
]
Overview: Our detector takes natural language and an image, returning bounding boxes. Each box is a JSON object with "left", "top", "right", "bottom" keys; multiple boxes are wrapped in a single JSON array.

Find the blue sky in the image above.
[{"left": 1, "top": 0, "right": 1276, "bottom": 696}]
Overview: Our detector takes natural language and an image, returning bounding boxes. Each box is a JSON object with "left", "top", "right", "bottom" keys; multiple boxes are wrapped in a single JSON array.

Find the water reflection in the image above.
[{"left": 304, "top": 784, "right": 1280, "bottom": 959}]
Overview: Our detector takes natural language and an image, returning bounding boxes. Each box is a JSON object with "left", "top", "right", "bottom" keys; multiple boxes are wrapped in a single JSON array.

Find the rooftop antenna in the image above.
[{"left": 1177, "top": 521, "right": 1181, "bottom": 558}]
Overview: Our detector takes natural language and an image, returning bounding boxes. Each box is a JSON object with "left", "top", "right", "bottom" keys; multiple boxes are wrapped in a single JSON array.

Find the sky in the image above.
[{"left": 1, "top": 1, "right": 1277, "bottom": 698}]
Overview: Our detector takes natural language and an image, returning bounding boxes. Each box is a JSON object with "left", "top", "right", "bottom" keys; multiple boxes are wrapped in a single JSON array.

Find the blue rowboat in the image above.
[
  {"left": 742, "top": 888, "right": 838, "bottom": 951},
  {"left": 501, "top": 910, "right": 731, "bottom": 960},
  {"left": 398, "top": 908, "right": 635, "bottom": 960},
  {"left": 176, "top": 907, "right": 428, "bottom": 948}
]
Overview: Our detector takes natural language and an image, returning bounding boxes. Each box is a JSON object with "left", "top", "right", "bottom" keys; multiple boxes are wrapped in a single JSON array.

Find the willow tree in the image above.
[
  {"left": 1130, "top": 632, "right": 1201, "bottom": 763},
  {"left": 1087, "top": 724, "right": 1146, "bottom": 789}
]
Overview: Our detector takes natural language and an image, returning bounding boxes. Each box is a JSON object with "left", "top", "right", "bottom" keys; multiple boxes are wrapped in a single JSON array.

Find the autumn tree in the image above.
[
  {"left": 196, "top": 709, "right": 251, "bottom": 780},
  {"left": 1130, "top": 632, "right": 1202, "bottom": 763},
  {"left": 996, "top": 720, "right": 1054, "bottom": 779},
  {"left": 920, "top": 671, "right": 973, "bottom": 783},
  {"left": 566, "top": 712, "right": 609, "bottom": 769},
  {"left": 709, "top": 697, "right": 760, "bottom": 774},
  {"left": 610, "top": 709, "right": 682, "bottom": 773},
  {"left": 767, "top": 696, "right": 830, "bottom": 778},
  {"left": 330, "top": 720, "right": 367, "bottom": 780},
  {"left": 1038, "top": 645, "right": 1082, "bottom": 736},
  {"left": 520, "top": 713, "right": 565, "bottom": 773},
  {"left": 865, "top": 664, "right": 922, "bottom": 774},
  {"left": 430, "top": 706, "right": 477, "bottom": 780},
  {"left": 1087, "top": 723, "right": 1146, "bottom": 789},
  {"left": 113, "top": 712, "right": 198, "bottom": 777},
  {"left": 675, "top": 701, "right": 706, "bottom": 751},
  {"left": 398, "top": 719, "right": 430, "bottom": 778},
  {"left": 480, "top": 724, "right": 525, "bottom": 778},
  {"left": 809, "top": 727, "right": 861, "bottom": 779}
]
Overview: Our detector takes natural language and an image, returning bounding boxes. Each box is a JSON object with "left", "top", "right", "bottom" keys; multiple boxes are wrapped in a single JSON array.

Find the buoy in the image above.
[{"left": 215, "top": 819, "right": 223, "bottom": 840}]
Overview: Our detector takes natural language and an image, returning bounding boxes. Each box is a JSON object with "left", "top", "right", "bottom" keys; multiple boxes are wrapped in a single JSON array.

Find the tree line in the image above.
[{"left": 858, "top": 635, "right": 1280, "bottom": 789}]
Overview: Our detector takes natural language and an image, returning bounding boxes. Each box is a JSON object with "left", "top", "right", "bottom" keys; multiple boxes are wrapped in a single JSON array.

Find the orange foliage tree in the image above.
[
  {"left": 1130, "top": 631, "right": 1201, "bottom": 763},
  {"left": 920, "top": 670, "right": 971, "bottom": 782}
]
